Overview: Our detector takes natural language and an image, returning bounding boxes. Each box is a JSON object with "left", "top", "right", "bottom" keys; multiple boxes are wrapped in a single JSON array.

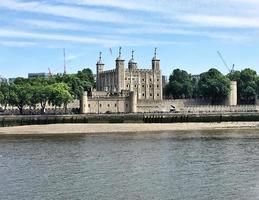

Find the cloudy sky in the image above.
[{"left": 0, "top": 0, "right": 259, "bottom": 78}]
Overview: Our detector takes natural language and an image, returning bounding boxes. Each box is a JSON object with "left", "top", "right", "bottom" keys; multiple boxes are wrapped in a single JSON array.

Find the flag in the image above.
[{"left": 109, "top": 48, "right": 112, "bottom": 55}]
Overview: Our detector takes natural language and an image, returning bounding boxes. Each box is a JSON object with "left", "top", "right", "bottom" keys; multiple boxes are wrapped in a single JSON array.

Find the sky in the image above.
[{"left": 1, "top": 0, "right": 259, "bottom": 78}]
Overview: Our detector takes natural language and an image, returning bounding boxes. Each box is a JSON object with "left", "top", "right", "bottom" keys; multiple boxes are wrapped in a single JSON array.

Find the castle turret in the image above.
[
  {"left": 96, "top": 52, "right": 104, "bottom": 91},
  {"left": 80, "top": 91, "right": 88, "bottom": 114},
  {"left": 227, "top": 81, "right": 237, "bottom": 106},
  {"left": 129, "top": 91, "right": 137, "bottom": 113},
  {"left": 116, "top": 47, "right": 125, "bottom": 93},
  {"left": 128, "top": 50, "right": 138, "bottom": 71},
  {"left": 152, "top": 48, "right": 160, "bottom": 71}
]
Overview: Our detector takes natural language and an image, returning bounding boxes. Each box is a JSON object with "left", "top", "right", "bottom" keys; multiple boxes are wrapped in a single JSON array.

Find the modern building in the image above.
[
  {"left": 96, "top": 47, "right": 163, "bottom": 100},
  {"left": 28, "top": 73, "right": 49, "bottom": 78}
]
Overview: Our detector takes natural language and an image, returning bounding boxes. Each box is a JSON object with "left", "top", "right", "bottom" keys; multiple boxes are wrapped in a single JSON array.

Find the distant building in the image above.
[
  {"left": 192, "top": 74, "right": 200, "bottom": 81},
  {"left": 0, "top": 76, "right": 7, "bottom": 83},
  {"left": 96, "top": 47, "right": 163, "bottom": 100},
  {"left": 8, "top": 78, "right": 16, "bottom": 83},
  {"left": 28, "top": 73, "right": 49, "bottom": 78},
  {"left": 162, "top": 75, "right": 168, "bottom": 88}
]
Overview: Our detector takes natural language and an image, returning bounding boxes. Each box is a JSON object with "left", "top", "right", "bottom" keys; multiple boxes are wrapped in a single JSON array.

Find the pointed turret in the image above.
[
  {"left": 152, "top": 48, "right": 160, "bottom": 71},
  {"left": 115, "top": 47, "right": 125, "bottom": 93},
  {"left": 128, "top": 50, "right": 137, "bottom": 70},
  {"left": 96, "top": 52, "right": 104, "bottom": 91}
]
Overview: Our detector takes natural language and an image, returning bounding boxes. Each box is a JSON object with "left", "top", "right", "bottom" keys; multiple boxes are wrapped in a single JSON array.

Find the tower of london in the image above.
[{"left": 96, "top": 47, "right": 163, "bottom": 100}]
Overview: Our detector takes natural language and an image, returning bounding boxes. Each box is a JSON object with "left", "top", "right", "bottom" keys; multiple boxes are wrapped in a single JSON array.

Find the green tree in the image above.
[
  {"left": 59, "top": 74, "right": 84, "bottom": 99},
  {"left": 166, "top": 69, "right": 194, "bottom": 99},
  {"left": 239, "top": 68, "right": 257, "bottom": 104},
  {"left": 76, "top": 68, "right": 95, "bottom": 91},
  {"left": 9, "top": 83, "right": 32, "bottom": 114},
  {"left": 49, "top": 83, "right": 73, "bottom": 113},
  {"left": 0, "top": 82, "right": 10, "bottom": 110},
  {"left": 198, "top": 68, "right": 230, "bottom": 104}
]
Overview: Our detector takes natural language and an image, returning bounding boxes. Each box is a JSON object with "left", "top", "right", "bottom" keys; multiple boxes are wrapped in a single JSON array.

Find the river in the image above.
[{"left": 1, "top": 129, "right": 259, "bottom": 199}]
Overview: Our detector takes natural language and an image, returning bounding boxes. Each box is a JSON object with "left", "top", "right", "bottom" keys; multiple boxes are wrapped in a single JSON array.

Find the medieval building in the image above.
[{"left": 96, "top": 47, "right": 163, "bottom": 100}]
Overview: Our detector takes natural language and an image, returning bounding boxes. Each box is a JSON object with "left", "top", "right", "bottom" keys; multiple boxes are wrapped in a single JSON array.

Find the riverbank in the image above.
[
  {"left": 0, "top": 122, "right": 259, "bottom": 135},
  {"left": 2, "top": 113, "right": 259, "bottom": 127}
]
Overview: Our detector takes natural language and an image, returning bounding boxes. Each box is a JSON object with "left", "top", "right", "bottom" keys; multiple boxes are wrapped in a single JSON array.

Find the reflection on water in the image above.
[{"left": 1, "top": 129, "right": 259, "bottom": 199}]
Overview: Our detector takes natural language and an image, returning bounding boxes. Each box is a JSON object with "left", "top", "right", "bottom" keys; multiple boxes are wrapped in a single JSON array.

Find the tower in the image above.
[
  {"left": 227, "top": 81, "right": 237, "bottom": 106},
  {"left": 151, "top": 48, "right": 163, "bottom": 100},
  {"left": 152, "top": 48, "right": 160, "bottom": 71},
  {"left": 116, "top": 47, "right": 125, "bottom": 93},
  {"left": 96, "top": 52, "right": 104, "bottom": 91},
  {"left": 80, "top": 91, "right": 88, "bottom": 114},
  {"left": 128, "top": 50, "right": 138, "bottom": 71}
]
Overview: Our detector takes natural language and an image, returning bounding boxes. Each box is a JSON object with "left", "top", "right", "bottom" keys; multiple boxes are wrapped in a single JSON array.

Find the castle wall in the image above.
[{"left": 87, "top": 97, "right": 130, "bottom": 114}]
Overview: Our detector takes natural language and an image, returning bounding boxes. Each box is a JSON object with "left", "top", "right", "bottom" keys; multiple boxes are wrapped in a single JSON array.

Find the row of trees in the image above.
[
  {"left": 0, "top": 68, "right": 94, "bottom": 114},
  {"left": 165, "top": 68, "right": 259, "bottom": 104}
]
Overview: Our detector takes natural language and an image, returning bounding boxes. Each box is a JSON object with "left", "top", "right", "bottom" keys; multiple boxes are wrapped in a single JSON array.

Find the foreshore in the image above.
[{"left": 0, "top": 122, "right": 259, "bottom": 135}]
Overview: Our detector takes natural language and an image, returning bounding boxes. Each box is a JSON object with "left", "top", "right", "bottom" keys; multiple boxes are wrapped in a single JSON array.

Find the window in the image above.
[
  {"left": 108, "top": 104, "right": 110, "bottom": 107},
  {"left": 88, "top": 104, "right": 90, "bottom": 108},
  {"left": 142, "top": 78, "right": 145, "bottom": 81},
  {"left": 135, "top": 85, "right": 137, "bottom": 88},
  {"left": 150, "top": 85, "right": 152, "bottom": 88},
  {"left": 157, "top": 79, "right": 159, "bottom": 82},
  {"left": 99, "top": 104, "right": 102, "bottom": 107},
  {"left": 150, "top": 78, "right": 152, "bottom": 81},
  {"left": 125, "top": 78, "right": 127, "bottom": 80},
  {"left": 142, "top": 93, "right": 145, "bottom": 96},
  {"left": 126, "top": 104, "right": 128, "bottom": 107},
  {"left": 157, "top": 85, "right": 159, "bottom": 88},
  {"left": 142, "top": 85, "right": 145, "bottom": 88},
  {"left": 115, "top": 104, "right": 117, "bottom": 107},
  {"left": 150, "top": 93, "right": 153, "bottom": 96},
  {"left": 157, "top": 93, "right": 160, "bottom": 96}
]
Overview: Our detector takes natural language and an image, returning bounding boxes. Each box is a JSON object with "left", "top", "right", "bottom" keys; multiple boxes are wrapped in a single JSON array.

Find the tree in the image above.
[
  {"left": 36, "top": 85, "right": 52, "bottom": 114},
  {"left": 239, "top": 68, "right": 257, "bottom": 104},
  {"left": 198, "top": 68, "right": 230, "bottom": 104},
  {"left": 9, "top": 83, "right": 32, "bottom": 114},
  {"left": 0, "top": 83, "right": 10, "bottom": 110},
  {"left": 76, "top": 68, "right": 95, "bottom": 91},
  {"left": 49, "top": 83, "right": 73, "bottom": 113},
  {"left": 166, "top": 69, "right": 194, "bottom": 99},
  {"left": 59, "top": 74, "right": 84, "bottom": 99}
]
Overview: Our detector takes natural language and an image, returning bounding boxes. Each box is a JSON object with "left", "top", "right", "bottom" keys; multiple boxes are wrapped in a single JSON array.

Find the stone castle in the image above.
[
  {"left": 96, "top": 47, "right": 162, "bottom": 100},
  {"left": 80, "top": 48, "right": 238, "bottom": 114}
]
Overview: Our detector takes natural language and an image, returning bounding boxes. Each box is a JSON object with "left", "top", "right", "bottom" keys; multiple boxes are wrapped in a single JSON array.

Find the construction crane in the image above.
[
  {"left": 217, "top": 51, "right": 235, "bottom": 73},
  {"left": 48, "top": 68, "right": 52, "bottom": 77}
]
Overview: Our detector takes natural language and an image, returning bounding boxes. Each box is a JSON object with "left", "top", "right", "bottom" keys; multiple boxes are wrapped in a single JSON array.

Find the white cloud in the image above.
[
  {"left": 0, "top": 29, "right": 120, "bottom": 46},
  {"left": 19, "top": 19, "right": 86, "bottom": 30},
  {"left": 0, "top": 0, "right": 258, "bottom": 46},
  {"left": 58, "top": 0, "right": 158, "bottom": 11},
  {"left": 178, "top": 14, "right": 259, "bottom": 28},
  {"left": 0, "top": 0, "right": 138, "bottom": 24},
  {"left": 0, "top": 40, "right": 37, "bottom": 47},
  {"left": 0, "top": 29, "right": 186, "bottom": 47}
]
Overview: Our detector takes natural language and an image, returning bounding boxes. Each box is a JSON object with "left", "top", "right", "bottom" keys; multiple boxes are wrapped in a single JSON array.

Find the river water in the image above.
[{"left": 1, "top": 130, "right": 259, "bottom": 200}]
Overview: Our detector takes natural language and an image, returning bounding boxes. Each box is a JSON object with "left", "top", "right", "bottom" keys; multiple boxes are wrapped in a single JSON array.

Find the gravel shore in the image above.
[{"left": 0, "top": 122, "right": 259, "bottom": 135}]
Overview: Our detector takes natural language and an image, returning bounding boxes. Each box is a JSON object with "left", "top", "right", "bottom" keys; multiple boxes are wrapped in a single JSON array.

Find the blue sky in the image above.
[{"left": 0, "top": 0, "right": 259, "bottom": 78}]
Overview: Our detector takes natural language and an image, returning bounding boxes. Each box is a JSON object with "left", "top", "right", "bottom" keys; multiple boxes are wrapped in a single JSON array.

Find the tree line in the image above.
[
  {"left": 165, "top": 68, "right": 259, "bottom": 104},
  {"left": 0, "top": 68, "right": 94, "bottom": 114}
]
